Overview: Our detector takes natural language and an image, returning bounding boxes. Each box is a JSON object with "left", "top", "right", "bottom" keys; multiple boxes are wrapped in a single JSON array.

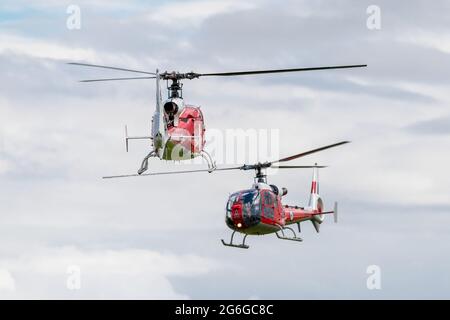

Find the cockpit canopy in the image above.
[
  {"left": 226, "top": 188, "right": 278, "bottom": 229},
  {"left": 226, "top": 189, "right": 260, "bottom": 217},
  {"left": 178, "top": 107, "right": 202, "bottom": 123}
]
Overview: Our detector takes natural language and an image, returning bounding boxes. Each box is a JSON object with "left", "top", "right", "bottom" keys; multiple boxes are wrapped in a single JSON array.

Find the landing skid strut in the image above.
[
  {"left": 137, "top": 149, "right": 216, "bottom": 175},
  {"left": 138, "top": 151, "right": 156, "bottom": 175},
  {"left": 201, "top": 150, "right": 216, "bottom": 172},
  {"left": 276, "top": 225, "right": 303, "bottom": 242},
  {"left": 221, "top": 231, "right": 249, "bottom": 249}
]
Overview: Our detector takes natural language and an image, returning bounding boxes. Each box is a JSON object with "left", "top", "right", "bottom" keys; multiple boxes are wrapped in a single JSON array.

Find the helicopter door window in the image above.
[
  {"left": 263, "top": 191, "right": 274, "bottom": 205},
  {"left": 275, "top": 196, "right": 285, "bottom": 221},
  {"left": 262, "top": 191, "right": 275, "bottom": 219},
  {"left": 251, "top": 193, "right": 261, "bottom": 218},
  {"left": 240, "top": 190, "right": 259, "bottom": 224}
]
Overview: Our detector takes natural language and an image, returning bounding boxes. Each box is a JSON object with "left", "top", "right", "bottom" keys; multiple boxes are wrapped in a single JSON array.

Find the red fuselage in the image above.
[
  {"left": 164, "top": 106, "right": 206, "bottom": 160},
  {"left": 225, "top": 188, "right": 322, "bottom": 235}
]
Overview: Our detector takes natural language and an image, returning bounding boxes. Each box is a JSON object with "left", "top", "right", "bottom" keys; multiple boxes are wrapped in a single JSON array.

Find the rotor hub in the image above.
[{"left": 160, "top": 71, "right": 200, "bottom": 81}]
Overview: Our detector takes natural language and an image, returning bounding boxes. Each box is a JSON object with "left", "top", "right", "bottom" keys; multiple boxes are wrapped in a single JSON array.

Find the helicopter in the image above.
[
  {"left": 69, "top": 62, "right": 366, "bottom": 175},
  {"left": 103, "top": 140, "right": 349, "bottom": 249}
]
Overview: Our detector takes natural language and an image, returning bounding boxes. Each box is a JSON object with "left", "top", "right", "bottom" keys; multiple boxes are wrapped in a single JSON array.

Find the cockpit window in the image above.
[
  {"left": 263, "top": 191, "right": 274, "bottom": 205},
  {"left": 226, "top": 193, "right": 239, "bottom": 218},
  {"left": 226, "top": 190, "right": 262, "bottom": 224},
  {"left": 241, "top": 191, "right": 255, "bottom": 217},
  {"left": 240, "top": 190, "right": 261, "bottom": 221},
  {"left": 252, "top": 193, "right": 261, "bottom": 216},
  {"left": 263, "top": 191, "right": 275, "bottom": 219},
  {"left": 179, "top": 112, "right": 196, "bottom": 122}
]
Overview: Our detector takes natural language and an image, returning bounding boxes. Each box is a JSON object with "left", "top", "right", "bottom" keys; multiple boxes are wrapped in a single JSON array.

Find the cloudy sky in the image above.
[{"left": 1, "top": 0, "right": 450, "bottom": 299}]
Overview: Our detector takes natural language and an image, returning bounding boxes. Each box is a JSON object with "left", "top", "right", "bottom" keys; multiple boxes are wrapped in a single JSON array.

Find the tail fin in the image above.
[
  {"left": 308, "top": 165, "right": 320, "bottom": 210},
  {"left": 311, "top": 220, "right": 321, "bottom": 233},
  {"left": 309, "top": 165, "right": 324, "bottom": 233}
]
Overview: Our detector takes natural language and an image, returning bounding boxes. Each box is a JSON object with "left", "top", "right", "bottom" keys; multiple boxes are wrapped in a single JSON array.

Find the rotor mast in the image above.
[
  {"left": 168, "top": 78, "right": 182, "bottom": 98},
  {"left": 160, "top": 71, "right": 199, "bottom": 99},
  {"left": 255, "top": 165, "right": 267, "bottom": 184}
]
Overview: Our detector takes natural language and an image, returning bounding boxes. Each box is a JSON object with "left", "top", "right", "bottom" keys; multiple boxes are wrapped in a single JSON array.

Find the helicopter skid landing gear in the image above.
[
  {"left": 276, "top": 225, "right": 303, "bottom": 242},
  {"left": 221, "top": 231, "right": 249, "bottom": 249},
  {"left": 138, "top": 151, "right": 156, "bottom": 175},
  {"left": 201, "top": 150, "right": 216, "bottom": 173}
]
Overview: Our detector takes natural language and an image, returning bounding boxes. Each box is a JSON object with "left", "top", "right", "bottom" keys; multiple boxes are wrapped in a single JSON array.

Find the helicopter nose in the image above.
[{"left": 231, "top": 204, "right": 244, "bottom": 228}]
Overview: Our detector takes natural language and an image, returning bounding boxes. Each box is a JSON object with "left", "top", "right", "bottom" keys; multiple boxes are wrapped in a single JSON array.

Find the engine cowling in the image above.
[
  {"left": 270, "top": 185, "right": 288, "bottom": 196},
  {"left": 163, "top": 101, "right": 179, "bottom": 115}
]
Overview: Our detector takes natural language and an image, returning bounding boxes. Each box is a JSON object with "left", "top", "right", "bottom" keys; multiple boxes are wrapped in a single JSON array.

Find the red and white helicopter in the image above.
[
  {"left": 103, "top": 140, "right": 349, "bottom": 249},
  {"left": 69, "top": 63, "right": 366, "bottom": 175}
]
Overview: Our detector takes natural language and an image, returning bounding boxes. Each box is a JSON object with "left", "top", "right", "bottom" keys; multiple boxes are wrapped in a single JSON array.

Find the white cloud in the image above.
[
  {"left": 0, "top": 33, "right": 158, "bottom": 68},
  {"left": 1, "top": 0, "right": 450, "bottom": 299},
  {"left": 401, "top": 30, "right": 450, "bottom": 55},
  {"left": 0, "top": 34, "right": 97, "bottom": 61},
  {"left": 0, "top": 246, "right": 218, "bottom": 299},
  {"left": 0, "top": 269, "right": 15, "bottom": 292},
  {"left": 148, "top": 0, "right": 256, "bottom": 27},
  {"left": 0, "top": 159, "right": 12, "bottom": 175}
]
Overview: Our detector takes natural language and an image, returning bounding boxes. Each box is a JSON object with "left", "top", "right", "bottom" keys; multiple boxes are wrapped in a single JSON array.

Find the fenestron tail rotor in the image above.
[{"left": 102, "top": 141, "right": 349, "bottom": 179}]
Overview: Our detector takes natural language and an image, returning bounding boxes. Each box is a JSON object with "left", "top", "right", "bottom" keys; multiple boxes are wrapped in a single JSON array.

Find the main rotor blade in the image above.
[
  {"left": 271, "top": 165, "right": 328, "bottom": 169},
  {"left": 68, "top": 62, "right": 156, "bottom": 75},
  {"left": 198, "top": 64, "right": 367, "bottom": 77},
  {"left": 80, "top": 76, "right": 156, "bottom": 82},
  {"left": 274, "top": 141, "right": 350, "bottom": 164},
  {"left": 102, "top": 166, "right": 241, "bottom": 179}
]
